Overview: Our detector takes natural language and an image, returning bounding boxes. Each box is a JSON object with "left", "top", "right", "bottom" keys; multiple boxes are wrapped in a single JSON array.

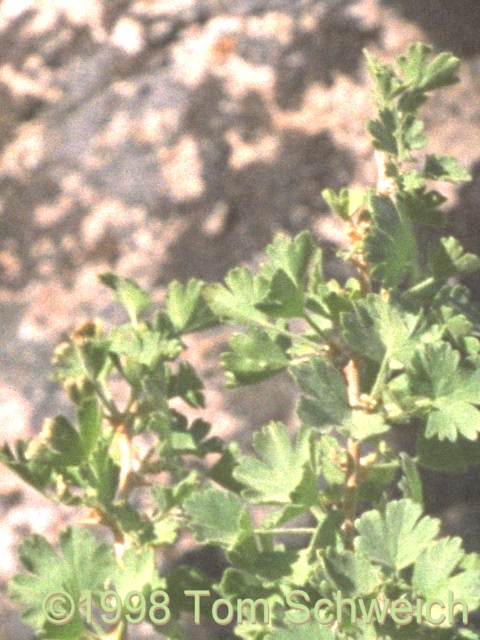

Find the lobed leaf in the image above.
[
  {"left": 233, "top": 422, "right": 317, "bottom": 507},
  {"left": 355, "top": 499, "right": 440, "bottom": 571},
  {"left": 364, "top": 194, "right": 416, "bottom": 287}
]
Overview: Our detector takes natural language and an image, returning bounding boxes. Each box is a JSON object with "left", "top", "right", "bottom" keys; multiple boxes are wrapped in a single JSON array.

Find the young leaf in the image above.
[
  {"left": 355, "top": 498, "right": 440, "bottom": 571},
  {"left": 429, "top": 237, "right": 480, "bottom": 279},
  {"left": 166, "top": 279, "right": 218, "bottom": 334},
  {"left": 419, "top": 50, "right": 461, "bottom": 91},
  {"left": 398, "top": 453, "right": 423, "bottom": 506},
  {"left": 364, "top": 195, "right": 416, "bottom": 287},
  {"left": 221, "top": 327, "right": 289, "bottom": 387},
  {"left": 25, "top": 416, "right": 83, "bottom": 468},
  {"left": 77, "top": 397, "right": 101, "bottom": 459},
  {"left": 83, "top": 438, "right": 120, "bottom": 506},
  {"left": 322, "top": 188, "right": 366, "bottom": 221},
  {"left": 0, "top": 440, "right": 53, "bottom": 491},
  {"left": 99, "top": 273, "right": 152, "bottom": 323},
  {"left": 265, "top": 231, "right": 316, "bottom": 286},
  {"left": 407, "top": 342, "right": 480, "bottom": 441},
  {"left": 364, "top": 49, "right": 403, "bottom": 106},
  {"left": 396, "top": 43, "right": 460, "bottom": 92},
  {"left": 396, "top": 188, "right": 446, "bottom": 226},
  {"left": 424, "top": 154, "right": 471, "bottom": 183},
  {"left": 233, "top": 422, "right": 317, "bottom": 506},
  {"left": 367, "top": 108, "right": 398, "bottom": 155},
  {"left": 398, "top": 113, "right": 426, "bottom": 152},
  {"left": 396, "top": 43, "right": 432, "bottom": 89}
]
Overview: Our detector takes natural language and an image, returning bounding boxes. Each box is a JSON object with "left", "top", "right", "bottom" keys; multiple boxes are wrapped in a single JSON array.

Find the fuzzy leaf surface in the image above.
[
  {"left": 184, "top": 487, "right": 251, "bottom": 547},
  {"left": 424, "top": 155, "right": 471, "bottom": 183},
  {"left": 412, "top": 538, "right": 480, "bottom": 620},
  {"left": 9, "top": 527, "right": 113, "bottom": 638},
  {"left": 99, "top": 273, "right": 151, "bottom": 323},
  {"left": 429, "top": 237, "right": 480, "bottom": 279},
  {"left": 221, "top": 327, "right": 289, "bottom": 387},
  {"left": 291, "top": 357, "right": 389, "bottom": 440},
  {"left": 233, "top": 422, "right": 317, "bottom": 506},
  {"left": 364, "top": 194, "right": 416, "bottom": 287},
  {"left": 408, "top": 342, "right": 480, "bottom": 441},
  {"left": 355, "top": 499, "right": 440, "bottom": 570},
  {"left": 341, "top": 294, "right": 418, "bottom": 365},
  {"left": 166, "top": 279, "right": 218, "bottom": 334}
]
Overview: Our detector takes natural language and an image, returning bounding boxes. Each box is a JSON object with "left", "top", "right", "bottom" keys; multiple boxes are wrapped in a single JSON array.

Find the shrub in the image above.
[{"left": 2, "top": 43, "right": 480, "bottom": 640}]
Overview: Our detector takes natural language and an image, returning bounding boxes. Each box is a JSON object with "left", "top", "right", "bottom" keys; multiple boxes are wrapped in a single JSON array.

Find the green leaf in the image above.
[
  {"left": 83, "top": 438, "right": 119, "bottom": 506},
  {"left": 221, "top": 327, "right": 289, "bottom": 387},
  {"left": 153, "top": 517, "right": 181, "bottom": 545},
  {"left": 0, "top": 440, "right": 52, "bottom": 491},
  {"left": 355, "top": 499, "right": 440, "bottom": 570},
  {"left": 265, "top": 231, "right": 316, "bottom": 287},
  {"left": 341, "top": 294, "right": 417, "bottom": 365},
  {"left": 396, "top": 43, "right": 432, "bottom": 88},
  {"left": 364, "top": 49, "right": 403, "bottom": 106},
  {"left": 168, "top": 361, "right": 205, "bottom": 407},
  {"left": 412, "top": 538, "right": 480, "bottom": 621},
  {"left": 396, "top": 188, "right": 446, "bottom": 226},
  {"left": 398, "top": 453, "right": 423, "bottom": 506},
  {"left": 109, "top": 324, "right": 183, "bottom": 370},
  {"left": 255, "top": 269, "right": 305, "bottom": 318},
  {"left": 407, "top": 342, "right": 480, "bottom": 441},
  {"left": 203, "top": 267, "right": 267, "bottom": 325},
  {"left": 417, "top": 429, "right": 480, "bottom": 471},
  {"left": 25, "top": 416, "right": 83, "bottom": 468},
  {"left": 429, "top": 237, "right": 480, "bottom": 279},
  {"left": 9, "top": 527, "right": 113, "bottom": 636},
  {"left": 396, "top": 43, "right": 460, "bottom": 92},
  {"left": 184, "top": 487, "right": 252, "bottom": 547},
  {"left": 77, "top": 398, "right": 101, "bottom": 459},
  {"left": 291, "top": 357, "right": 349, "bottom": 427},
  {"left": 399, "top": 113, "right": 427, "bottom": 152},
  {"left": 99, "top": 273, "right": 152, "bottom": 323},
  {"left": 113, "top": 546, "right": 164, "bottom": 602},
  {"left": 364, "top": 194, "right": 416, "bottom": 287},
  {"left": 75, "top": 337, "right": 110, "bottom": 380},
  {"left": 320, "top": 547, "right": 382, "bottom": 598},
  {"left": 233, "top": 423, "right": 317, "bottom": 507},
  {"left": 367, "top": 108, "right": 398, "bottom": 155},
  {"left": 291, "top": 357, "right": 389, "bottom": 440},
  {"left": 419, "top": 50, "right": 461, "bottom": 91},
  {"left": 424, "top": 155, "right": 471, "bottom": 183},
  {"left": 322, "top": 188, "right": 366, "bottom": 221},
  {"left": 166, "top": 279, "right": 218, "bottom": 334},
  {"left": 51, "top": 342, "right": 85, "bottom": 382},
  {"left": 267, "top": 619, "right": 336, "bottom": 640},
  {"left": 208, "top": 443, "right": 245, "bottom": 493},
  {"left": 347, "top": 412, "right": 390, "bottom": 441}
]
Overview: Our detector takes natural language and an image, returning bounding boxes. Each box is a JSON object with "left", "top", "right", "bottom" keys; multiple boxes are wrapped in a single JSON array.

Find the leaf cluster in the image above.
[{"left": 2, "top": 43, "right": 480, "bottom": 640}]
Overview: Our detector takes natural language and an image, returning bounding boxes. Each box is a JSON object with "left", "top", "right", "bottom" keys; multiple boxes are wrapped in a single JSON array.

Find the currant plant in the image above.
[{"left": 2, "top": 43, "right": 480, "bottom": 640}]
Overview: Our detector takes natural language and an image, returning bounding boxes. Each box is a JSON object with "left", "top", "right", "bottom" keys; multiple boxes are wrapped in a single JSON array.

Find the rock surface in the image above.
[{"left": 1, "top": 0, "right": 480, "bottom": 638}]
